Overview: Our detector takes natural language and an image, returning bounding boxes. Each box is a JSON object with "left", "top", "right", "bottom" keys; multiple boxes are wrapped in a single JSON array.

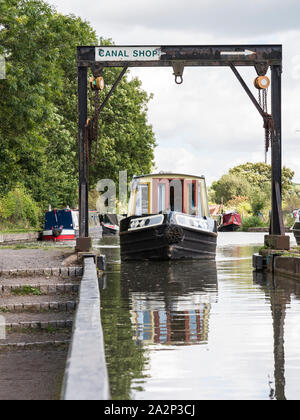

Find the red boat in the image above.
[{"left": 218, "top": 212, "right": 242, "bottom": 232}]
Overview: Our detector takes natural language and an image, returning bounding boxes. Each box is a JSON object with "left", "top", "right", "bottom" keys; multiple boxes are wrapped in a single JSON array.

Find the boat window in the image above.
[
  {"left": 188, "top": 183, "right": 196, "bottom": 215},
  {"left": 129, "top": 214, "right": 164, "bottom": 230},
  {"left": 158, "top": 184, "right": 166, "bottom": 213},
  {"left": 135, "top": 184, "right": 149, "bottom": 215},
  {"left": 198, "top": 185, "right": 203, "bottom": 217},
  {"left": 175, "top": 214, "right": 209, "bottom": 231},
  {"left": 170, "top": 186, "right": 175, "bottom": 211},
  {"left": 170, "top": 179, "right": 182, "bottom": 212},
  {"left": 199, "top": 179, "right": 209, "bottom": 217}
]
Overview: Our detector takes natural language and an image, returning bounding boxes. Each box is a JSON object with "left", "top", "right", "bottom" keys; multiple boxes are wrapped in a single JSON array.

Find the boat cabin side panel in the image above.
[{"left": 128, "top": 175, "right": 209, "bottom": 218}]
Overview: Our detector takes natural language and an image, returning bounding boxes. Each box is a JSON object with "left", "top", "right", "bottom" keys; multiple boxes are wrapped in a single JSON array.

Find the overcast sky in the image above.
[{"left": 49, "top": 0, "right": 300, "bottom": 185}]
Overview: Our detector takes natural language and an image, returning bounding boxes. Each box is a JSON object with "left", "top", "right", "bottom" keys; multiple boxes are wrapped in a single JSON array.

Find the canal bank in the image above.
[{"left": 0, "top": 246, "right": 82, "bottom": 400}]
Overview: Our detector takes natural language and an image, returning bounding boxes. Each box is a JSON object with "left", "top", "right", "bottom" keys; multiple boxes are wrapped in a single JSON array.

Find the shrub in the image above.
[
  {"left": 248, "top": 186, "right": 270, "bottom": 216},
  {"left": 236, "top": 201, "right": 252, "bottom": 217},
  {"left": 226, "top": 196, "right": 252, "bottom": 217},
  {"left": 0, "top": 185, "right": 42, "bottom": 229},
  {"left": 240, "top": 215, "right": 267, "bottom": 231}
]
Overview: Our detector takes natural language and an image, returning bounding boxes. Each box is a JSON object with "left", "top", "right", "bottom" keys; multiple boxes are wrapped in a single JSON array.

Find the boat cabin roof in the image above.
[{"left": 133, "top": 173, "right": 205, "bottom": 181}]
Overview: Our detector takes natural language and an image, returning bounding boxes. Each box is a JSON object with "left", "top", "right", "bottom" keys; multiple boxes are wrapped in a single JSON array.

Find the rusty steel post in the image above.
[
  {"left": 270, "top": 65, "right": 284, "bottom": 236},
  {"left": 78, "top": 66, "right": 89, "bottom": 240}
]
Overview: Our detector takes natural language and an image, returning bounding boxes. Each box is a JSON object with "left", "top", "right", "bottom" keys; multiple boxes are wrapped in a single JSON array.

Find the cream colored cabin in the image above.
[{"left": 128, "top": 173, "right": 210, "bottom": 218}]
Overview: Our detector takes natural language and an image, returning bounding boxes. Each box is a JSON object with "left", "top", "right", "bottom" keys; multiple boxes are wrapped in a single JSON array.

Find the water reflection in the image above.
[
  {"left": 99, "top": 234, "right": 300, "bottom": 400},
  {"left": 121, "top": 261, "right": 218, "bottom": 346},
  {"left": 254, "top": 271, "right": 300, "bottom": 400}
]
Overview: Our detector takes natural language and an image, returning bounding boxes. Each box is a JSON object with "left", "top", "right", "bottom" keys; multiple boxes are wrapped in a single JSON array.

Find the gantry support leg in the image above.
[
  {"left": 77, "top": 66, "right": 91, "bottom": 252},
  {"left": 264, "top": 65, "right": 289, "bottom": 250}
]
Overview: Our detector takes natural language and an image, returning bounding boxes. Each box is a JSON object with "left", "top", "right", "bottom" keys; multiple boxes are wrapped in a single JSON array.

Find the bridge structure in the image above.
[{"left": 76, "top": 44, "right": 289, "bottom": 251}]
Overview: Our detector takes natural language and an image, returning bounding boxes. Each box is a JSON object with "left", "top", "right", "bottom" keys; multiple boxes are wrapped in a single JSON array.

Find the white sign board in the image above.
[{"left": 95, "top": 46, "right": 162, "bottom": 62}]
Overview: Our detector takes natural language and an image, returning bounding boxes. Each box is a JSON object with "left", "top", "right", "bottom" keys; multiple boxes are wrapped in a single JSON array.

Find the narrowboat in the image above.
[
  {"left": 42, "top": 208, "right": 79, "bottom": 241},
  {"left": 218, "top": 211, "right": 242, "bottom": 232},
  {"left": 99, "top": 214, "right": 120, "bottom": 236},
  {"left": 120, "top": 173, "right": 217, "bottom": 261},
  {"left": 291, "top": 210, "right": 300, "bottom": 245}
]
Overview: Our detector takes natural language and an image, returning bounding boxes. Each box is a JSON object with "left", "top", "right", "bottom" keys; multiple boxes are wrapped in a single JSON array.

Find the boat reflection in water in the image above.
[{"left": 120, "top": 260, "right": 218, "bottom": 345}]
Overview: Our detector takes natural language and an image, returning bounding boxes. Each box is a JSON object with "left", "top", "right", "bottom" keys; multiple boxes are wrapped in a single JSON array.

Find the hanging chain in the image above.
[
  {"left": 258, "top": 89, "right": 262, "bottom": 109},
  {"left": 258, "top": 86, "right": 273, "bottom": 163},
  {"left": 254, "top": 75, "right": 273, "bottom": 163},
  {"left": 261, "top": 87, "right": 273, "bottom": 164},
  {"left": 84, "top": 89, "right": 100, "bottom": 166},
  {"left": 263, "top": 88, "right": 268, "bottom": 113}
]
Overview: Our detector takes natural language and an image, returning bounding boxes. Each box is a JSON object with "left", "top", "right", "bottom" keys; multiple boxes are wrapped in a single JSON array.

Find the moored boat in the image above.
[
  {"left": 218, "top": 211, "right": 242, "bottom": 232},
  {"left": 120, "top": 173, "right": 217, "bottom": 261},
  {"left": 291, "top": 211, "right": 300, "bottom": 245},
  {"left": 99, "top": 214, "right": 120, "bottom": 236},
  {"left": 292, "top": 223, "right": 300, "bottom": 245},
  {"left": 42, "top": 208, "right": 79, "bottom": 241}
]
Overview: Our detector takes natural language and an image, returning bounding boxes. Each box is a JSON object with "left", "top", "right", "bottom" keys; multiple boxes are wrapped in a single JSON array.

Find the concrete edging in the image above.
[
  {"left": 0, "top": 301, "right": 77, "bottom": 313},
  {"left": 274, "top": 256, "right": 300, "bottom": 279},
  {"left": 62, "top": 257, "right": 110, "bottom": 400},
  {"left": 0, "top": 232, "right": 41, "bottom": 243},
  {"left": 0, "top": 267, "right": 83, "bottom": 277}
]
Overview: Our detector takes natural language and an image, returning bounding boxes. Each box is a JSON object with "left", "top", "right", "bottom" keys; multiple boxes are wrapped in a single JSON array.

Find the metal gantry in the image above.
[{"left": 77, "top": 44, "right": 284, "bottom": 247}]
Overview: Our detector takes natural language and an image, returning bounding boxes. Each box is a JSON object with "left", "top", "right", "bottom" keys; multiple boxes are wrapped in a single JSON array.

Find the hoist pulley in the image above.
[
  {"left": 254, "top": 75, "right": 270, "bottom": 90},
  {"left": 172, "top": 62, "right": 184, "bottom": 85},
  {"left": 89, "top": 76, "right": 105, "bottom": 91}
]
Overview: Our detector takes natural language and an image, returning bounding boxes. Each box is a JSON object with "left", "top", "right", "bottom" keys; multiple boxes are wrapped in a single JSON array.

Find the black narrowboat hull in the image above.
[
  {"left": 102, "top": 224, "right": 119, "bottom": 236},
  {"left": 292, "top": 222, "right": 300, "bottom": 246},
  {"left": 120, "top": 217, "right": 217, "bottom": 261},
  {"left": 218, "top": 223, "right": 241, "bottom": 232},
  {"left": 294, "top": 232, "right": 300, "bottom": 246}
]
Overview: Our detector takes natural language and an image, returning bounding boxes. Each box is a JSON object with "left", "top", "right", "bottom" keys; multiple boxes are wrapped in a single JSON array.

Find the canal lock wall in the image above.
[
  {"left": 62, "top": 256, "right": 110, "bottom": 400},
  {"left": 253, "top": 250, "right": 300, "bottom": 280}
]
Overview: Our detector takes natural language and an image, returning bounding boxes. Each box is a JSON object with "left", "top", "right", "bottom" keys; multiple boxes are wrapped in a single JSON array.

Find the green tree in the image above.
[
  {"left": 211, "top": 173, "right": 252, "bottom": 204},
  {"left": 248, "top": 185, "right": 270, "bottom": 216},
  {"left": 89, "top": 73, "right": 156, "bottom": 188},
  {"left": 0, "top": 0, "right": 61, "bottom": 199},
  {"left": 283, "top": 183, "right": 300, "bottom": 213},
  {"left": 229, "top": 162, "right": 294, "bottom": 197},
  {"left": 211, "top": 162, "right": 295, "bottom": 205},
  {"left": 0, "top": 1, "right": 156, "bottom": 212}
]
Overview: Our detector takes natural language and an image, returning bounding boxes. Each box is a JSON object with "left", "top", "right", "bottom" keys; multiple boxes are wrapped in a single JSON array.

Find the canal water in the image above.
[{"left": 95, "top": 233, "right": 300, "bottom": 400}]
